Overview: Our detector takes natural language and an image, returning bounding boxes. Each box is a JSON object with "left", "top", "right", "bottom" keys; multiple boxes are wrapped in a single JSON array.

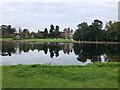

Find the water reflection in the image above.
[
  {"left": 1, "top": 42, "right": 120, "bottom": 65},
  {"left": 73, "top": 43, "right": 120, "bottom": 63}
]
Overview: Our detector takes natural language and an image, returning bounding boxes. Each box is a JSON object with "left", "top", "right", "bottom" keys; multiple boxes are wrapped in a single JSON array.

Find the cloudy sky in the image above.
[{"left": 0, "top": 0, "right": 119, "bottom": 32}]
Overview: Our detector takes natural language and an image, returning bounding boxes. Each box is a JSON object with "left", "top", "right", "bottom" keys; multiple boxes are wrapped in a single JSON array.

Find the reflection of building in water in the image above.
[
  {"left": 100, "top": 54, "right": 109, "bottom": 62},
  {"left": 14, "top": 42, "right": 20, "bottom": 54},
  {"left": 63, "top": 43, "right": 73, "bottom": 54},
  {"left": 63, "top": 28, "right": 73, "bottom": 39},
  {"left": 69, "top": 43, "right": 73, "bottom": 52}
]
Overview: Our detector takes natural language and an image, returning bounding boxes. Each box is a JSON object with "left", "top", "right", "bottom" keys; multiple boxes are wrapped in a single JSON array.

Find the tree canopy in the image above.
[{"left": 73, "top": 19, "right": 120, "bottom": 42}]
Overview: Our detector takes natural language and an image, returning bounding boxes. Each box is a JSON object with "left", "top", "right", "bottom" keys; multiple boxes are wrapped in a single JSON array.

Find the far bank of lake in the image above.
[{"left": 0, "top": 38, "right": 120, "bottom": 44}]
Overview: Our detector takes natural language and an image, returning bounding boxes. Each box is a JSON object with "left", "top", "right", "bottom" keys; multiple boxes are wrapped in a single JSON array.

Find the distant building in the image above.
[
  {"left": 15, "top": 35, "right": 21, "bottom": 40},
  {"left": 63, "top": 28, "right": 73, "bottom": 39}
]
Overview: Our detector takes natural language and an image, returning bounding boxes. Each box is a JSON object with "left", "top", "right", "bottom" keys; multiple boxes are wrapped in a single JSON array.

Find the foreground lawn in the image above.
[
  {"left": 2, "top": 63, "right": 119, "bottom": 88},
  {"left": 1, "top": 38, "right": 71, "bottom": 42}
]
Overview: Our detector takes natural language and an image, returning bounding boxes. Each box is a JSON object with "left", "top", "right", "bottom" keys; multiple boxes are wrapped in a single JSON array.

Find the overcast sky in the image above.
[{"left": 0, "top": 0, "right": 119, "bottom": 32}]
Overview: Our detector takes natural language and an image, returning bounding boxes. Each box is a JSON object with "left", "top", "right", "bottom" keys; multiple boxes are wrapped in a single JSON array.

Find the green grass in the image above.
[
  {"left": 0, "top": 38, "right": 13, "bottom": 41},
  {"left": 1, "top": 38, "right": 71, "bottom": 42},
  {"left": 20, "top": 38, "right": 71, "bottom": 42},
  {"left": 2, "top": 62, "right": 119, "bottom": 88},
  {"left": 0, "top": 67, "right": 2, "bottom": 90}
]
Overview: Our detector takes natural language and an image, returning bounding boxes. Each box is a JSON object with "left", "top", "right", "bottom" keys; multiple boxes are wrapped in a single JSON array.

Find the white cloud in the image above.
[
  {"left": 1, "top": 0, "right": 119, "bottom": 2},
  {"left": 0, "top": 0, "right": 119, "bottom": 32}
]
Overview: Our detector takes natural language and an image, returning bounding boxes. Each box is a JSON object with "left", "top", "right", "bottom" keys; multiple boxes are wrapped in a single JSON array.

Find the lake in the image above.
[{"left": 1, "top": 42, "right": 120, "bottom": 65}]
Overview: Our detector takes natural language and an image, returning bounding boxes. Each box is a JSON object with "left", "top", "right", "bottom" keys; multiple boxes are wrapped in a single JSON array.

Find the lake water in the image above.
[{"left": 1, "top": 42, "right": 120, "bottom": 65}]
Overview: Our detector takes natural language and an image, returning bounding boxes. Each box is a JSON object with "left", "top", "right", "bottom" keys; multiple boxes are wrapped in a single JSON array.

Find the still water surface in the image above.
[{"left": 1, "top": 42, "right": 120, "bottom": 65}]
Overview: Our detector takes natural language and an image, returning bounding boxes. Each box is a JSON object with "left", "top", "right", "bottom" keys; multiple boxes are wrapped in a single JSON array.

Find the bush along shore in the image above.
[{"left": 2, "top": 62, "right": 119, "bottom": 88}]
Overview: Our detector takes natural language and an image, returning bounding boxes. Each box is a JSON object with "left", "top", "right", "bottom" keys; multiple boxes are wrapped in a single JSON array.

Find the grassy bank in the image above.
[
  {"left": 1, "top": 38, "right": 71, "bottom": 43},
  {"left": 2, "top": 62, "right": 119, "bottom": 88},
  {"left": 0, "top": 38, "right": 13, "bottom": 41},
  {"left": 1, "top": 38, "right": 120, "bottom": 44},
  {"left": 19, "top": 38, "right": 71, "bottom": 42}
]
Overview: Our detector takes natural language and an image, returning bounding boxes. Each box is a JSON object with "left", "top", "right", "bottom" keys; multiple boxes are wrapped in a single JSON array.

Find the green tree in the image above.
[
  {"left": 73, "top": 22, "right": 89, "bottom": 41},
  {"left": 0, "top": 25, "right": 8, "bottom": 38},
  {"left": 43, "top": 28, "right": 48, "bottom": 38},
  {"left": 49, "top": 24, "right": 54, "bottom": 38},
  {"left": 54, "top": 25, "right": 60, "bottom": 38},
  {"left": 7, "top": 25, "right": 16, "bottom": 34},
  {"left": 23, "top": 29, "right": 30, "bottom": 39},
  {"left": 105, "top": 21, "right": 120, "bottom": 42},
  {"left": 73, "top": 29, "right": 81, "bottom": 41},
  {"left": 91, "top": 19, "right": 103, "bottom": 41},
  {"left": 0, "top": 25, "right": 16, "bottom": 38}
]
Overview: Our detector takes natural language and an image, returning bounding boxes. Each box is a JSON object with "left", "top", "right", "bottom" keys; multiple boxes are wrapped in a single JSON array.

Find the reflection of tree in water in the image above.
[
  {"left": 1, "top": 42, "right": 16, "bottom": 56},
  {"left": 1, "top": 42, "right": 119, "bottom": 62},
  {"left": 77, "top": 51, "right": 87, "bottom": 63},
  {"left": 49, "top": 43, "right": 61, "bottom": 58},
  {"left": 1, "top": 42, "right": 72, "bottom": 58},
  {"left": 105, "top": 44, "right": 120, "bottom": 62},
  {"left": 63, "top": 43, "right": 70, "bottom": 54},
  {"left": 23, "top": 43, "right": 31, "bottom": 52},
  {"left": 43, "top": 43, "right": 48, "bottom": 54},
  {"left": 49, "top": 43, "right": 54, "bottom": 58},
  {"left": 73, "top": 43, "right": 82, "bottom": 55},
  {"left": 73, "top": 43, "right": 119, "bottom": 63},
  {"left": 91, "top": 56, "right": 101, "bottom": 63},
  {"left": 55, "top": 49, "right": 59, "bottom": 57}
]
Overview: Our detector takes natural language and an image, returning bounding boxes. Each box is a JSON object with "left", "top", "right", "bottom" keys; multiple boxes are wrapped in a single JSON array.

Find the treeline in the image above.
[
  {"left": 17, "top": 24, "right": 62, "bottom": 39},
  {"left": 0, "top": 19, "right": 120, "bottom": 42},
  {"left": 0, "top": 24, "right": 72, "bottom": 39},
  {"left": 73, "top": 19, "right": 120, "bottom": 42},
  {"left": 0, "top": 25, "right": 16, "bottom": 38}
]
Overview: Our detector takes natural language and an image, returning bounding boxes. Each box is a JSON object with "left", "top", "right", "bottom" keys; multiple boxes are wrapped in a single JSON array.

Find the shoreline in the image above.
[
  {"left": 72, "top": 41, "right": 120, "bottom": 44},
  {"left": 0, "top": 39, "right": 120, "bottom": 44},
  {"left": 2, "top": 62, "right": 119, "bottom": 66}
]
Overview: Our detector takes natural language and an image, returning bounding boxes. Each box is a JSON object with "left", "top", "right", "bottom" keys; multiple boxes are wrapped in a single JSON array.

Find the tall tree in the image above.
[
  {"left": 7, "top": 25, "right": 15, "bottom": 34},
  {"left": 49, "top": 24, "right": 54, "bottom": 38},
  {"left": 73, "top": 29, "right": 81, "bottom": 41},
  {"left": 73, "top": 22, "right": 89, "bottom": 41},
  {"left": 23, "top": 29, "right": 30, "bottom": 39},
  {"left": 43, "top": 28, "right": 48, "bottom": 38},
  {"left": 105, "top": 21, "right": 120, "bottom": 42},
  {"left": 54, "top": 25, "right": 60, "bottom": 38},
  {"left": 91, "top": 19, "right": 103, "bottom": 41},
  {"left": 0, "top": 25, "right": 16, "bottom": 38},
  {"left": 0, "top": 25, "right": 7, "bottom": 35}
]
